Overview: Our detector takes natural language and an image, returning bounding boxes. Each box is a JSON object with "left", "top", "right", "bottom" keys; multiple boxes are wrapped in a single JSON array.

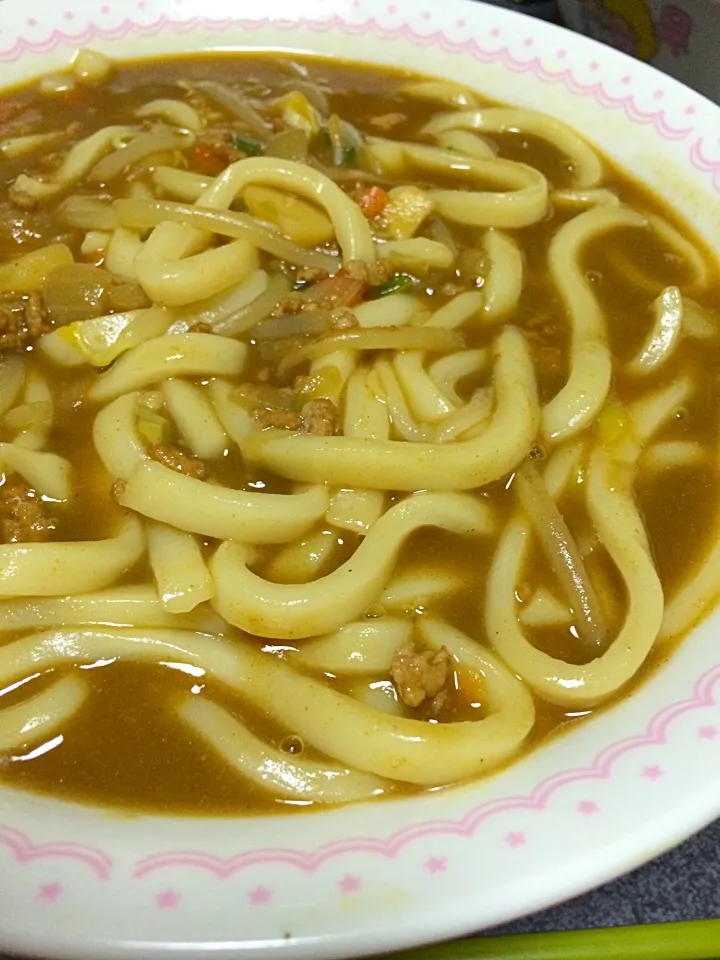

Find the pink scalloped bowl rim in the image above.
[{"left": 0, "top": 2, "right": 719, "bottom": 958}]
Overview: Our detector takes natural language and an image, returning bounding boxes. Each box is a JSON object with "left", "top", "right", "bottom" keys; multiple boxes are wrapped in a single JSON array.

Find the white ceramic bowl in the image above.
[{"left": 1, "top": 2, "right": 720, "bottom": 958}]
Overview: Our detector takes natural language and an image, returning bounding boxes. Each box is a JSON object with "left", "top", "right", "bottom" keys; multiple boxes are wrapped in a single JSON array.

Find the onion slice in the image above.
[{"left": 515, "top": 459, "right": 607, "bottom": 651}]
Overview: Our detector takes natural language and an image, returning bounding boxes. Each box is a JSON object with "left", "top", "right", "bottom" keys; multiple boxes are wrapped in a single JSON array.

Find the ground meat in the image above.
[
  {"left": 24, "top": 291, "right": 46, "bottom": 336},
  {"left": 0, "top": 101, "right": 23, "bottom": 125},
  {"left": 330, "top": 307, "right": 358, "bottom": 331},
  {"left": 516, "top": 581, "right": 533, "bottom": 604},
  {"left": 8, "top": 181, "right": 40, "bottom": 212},
  {"left": 0, "top": 106, "right": 43, "bottom": 141},
  {"left": 111, "top": 479, "right": 127, "bottom": 503},
  {"left": 0, "top": 292, "right": 51, "bottom": 354},
  {"left": 274, "top": 296, "right": 305, "bottom": 317},
  {"left": 295, "top": 267, "right": 329, "bottom": 285},
  {"left": 148, "top": 443, "right": 207, "bottom": 480},
  {"left": 255, "top": 408, "right": 303, "bottom": 431},
  {"left": 369, "top": 112, "right": 407, "bottom": 132},
  {"left": 345, "top": 259, "right": 393, "bottom": 286},
  {"left": 390, "top": 642, "right": 451, "bottom": 710},
  {"left": 188, "top": 320, "right": 213, "bottom": 333},
  {"left": 183, "top": 92, "right": 225, "bottom": 126},
  {"left": 196, "top": 131, "right": 248, "bottom": 165},
  {"left": 301, "top": 398, "right": 339, "bottom": 436},
  {"left": 36, "top": 152, "right": 63, "bottom": 174},
  {"left": 0, "top": 481, "right": 55, "bottom": 543}
]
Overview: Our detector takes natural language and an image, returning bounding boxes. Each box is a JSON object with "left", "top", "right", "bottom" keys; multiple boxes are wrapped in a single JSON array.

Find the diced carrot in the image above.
[
  {"left": 60, "top": 88, "right": 93, "bottom": 106},
  {"left": 305, "top": 270, "right": 366, "bottom": 307},
  {"left": 357, "top": 185, "right": 389, "bottom": 220},
  {"left": 191, "top": 144, "right": 227, "bottom": 177}
]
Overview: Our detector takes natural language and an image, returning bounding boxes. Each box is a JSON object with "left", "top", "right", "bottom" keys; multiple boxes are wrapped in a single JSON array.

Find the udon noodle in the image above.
[{"left": 0, "top": 51, "right": 718, "bottom": 813}]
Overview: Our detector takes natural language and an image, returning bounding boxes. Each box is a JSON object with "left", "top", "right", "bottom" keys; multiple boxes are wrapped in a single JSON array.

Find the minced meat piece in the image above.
[
  {"left": 301, "top": 398, "right": 339, "bottom": 436},
  {"left": 255, "top": 408, "right": 303, "bottom": 431},
  {"left": 390, "top": 642, "right": 451, "bottom": 709},
  {"left": 195, "top": 131, "right": 248, "bottom": 165},
  {"left": 8, "top": 181, "right": 40, "bottom": 211},
  {"left": 148, "top": 443, "right": 207, "bottom": 480},
  {"left": 24, "top": 291, "right": 46, "bottom": 336},
  {"left": 330, "top": 307, "right": 358, "bottom": 330},
  {"left": 274, "top": 296, "right": 304, "bottom": 317},
  {"left": 111, "top": 479, "right": 127, "bottom": 503},
  {"left": 369, "top": 112, "right": 407, "bottom": 132},
  {"left": 0, "top": 292, "right": 51, "bottom": 354},
  {"left": 0, "top": 481, "right": 55, "bottom": 543},
  {"left": 0, "top": 101, "right": 24, "bottom": 126},
  {"left": 188, "top": 320, "right": 213, "bottom": 333},
  {"left": 345, "top": 259, "right": 393, "bottom": 286},
  {"left": 295, "top": 266, "right": 329, "bottom": 285}
]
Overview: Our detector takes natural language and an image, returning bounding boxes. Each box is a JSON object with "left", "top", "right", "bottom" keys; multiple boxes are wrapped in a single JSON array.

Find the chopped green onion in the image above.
[
  {"left": 390, "top": 919, "right": 720, "bottom": 960},
  {"left": 315, "top": 128, "right": 356, "bottom": 166},
  {"left": 233, "top": 134, "right": 263, "bottom": 157},
  {"left": 366, "top": 273, "right": 415, "bottom": 300}
]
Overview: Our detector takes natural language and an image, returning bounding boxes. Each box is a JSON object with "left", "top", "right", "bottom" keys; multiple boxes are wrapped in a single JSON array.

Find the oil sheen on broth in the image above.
[{"left": 0, "top": 52, "right": 718, "bottom": 815}]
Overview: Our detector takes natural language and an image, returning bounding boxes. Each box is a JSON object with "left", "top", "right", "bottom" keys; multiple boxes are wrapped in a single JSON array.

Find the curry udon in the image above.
[{"left": 0, "top": 50, "right": 717, "bottom": 814}]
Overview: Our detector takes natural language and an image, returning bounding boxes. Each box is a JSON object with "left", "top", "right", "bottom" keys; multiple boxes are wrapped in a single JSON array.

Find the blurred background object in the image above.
[
  {"left": 557, "top": 0, "right": 720, "bottom": 102},
  {"left": 476, "top": 0, "right": 560, "bottom": 18}
]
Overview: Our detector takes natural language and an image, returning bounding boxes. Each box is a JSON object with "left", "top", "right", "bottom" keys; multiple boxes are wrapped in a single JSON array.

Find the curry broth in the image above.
[{"left": 0, "top": 53, "right": 718, "bottom": 814}]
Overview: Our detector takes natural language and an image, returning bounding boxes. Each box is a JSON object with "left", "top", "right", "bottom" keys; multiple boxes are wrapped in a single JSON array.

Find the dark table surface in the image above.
[
  {"left": 494, "top": 820, "right": 720, "bottom": 934},
  {"left": 480, "top": 0, "right": 720, "bottom": 934}
]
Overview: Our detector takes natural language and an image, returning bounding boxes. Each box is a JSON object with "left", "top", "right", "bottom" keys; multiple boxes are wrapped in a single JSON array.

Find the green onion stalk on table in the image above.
[{"left": 388, "top": 920, "right": 720, "bottom": 960}]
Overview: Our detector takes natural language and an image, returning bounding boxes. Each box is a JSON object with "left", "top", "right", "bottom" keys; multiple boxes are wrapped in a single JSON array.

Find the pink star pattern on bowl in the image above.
[
  {"left": 156, "top": 889, "right": 181, "bottom": 910},
  {"left": 424, "top": 857, "right": 447, "bottom": 875},
  {"left": 504, "top": 832, "right": 526, "bottom": 848},
  {"left": 578, "top": 801, "right": 600, "bottom": 817},
  {"left": 698, "top": 725, "right": 718, "bottom": 740},
  {"left": 248, "top": 886, "right": 272, "bottom": 906},
  {"left": 643, "top": 765, "right": 664, "bottom": 781},
  {"left": 37, "top": 882, "right": 62, "bottom": 902},
  {"left": 338, "top": 875, "right": 362, "bottom": 894}
]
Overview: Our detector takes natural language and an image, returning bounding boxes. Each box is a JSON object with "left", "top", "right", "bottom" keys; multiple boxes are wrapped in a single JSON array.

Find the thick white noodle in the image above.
[
  {"left": 424, "top": 108, "right": 603, "bottom": 188},
  {"left": 542, "top": 205, "right": 647, "bottom": 442},
  {"left": 0, "top": 627, "right": 533, "bottom": 785},
  {"left": 211, "top": 491, "right": 493, "bottom": 639},
  {"left": 628, "top": 286, "right": 683, "bottom": 375},
  {"left": 0, "top": 516, "right": 145, "bottom": 597},
  {"left": 147, "top": 521, "right": 215, "bottom": 613},
  {"left": 88, "top": 333, "right": 246, "bottom": 403},
  {"left": 0, "top": 443, "right": 71, "bottom": 501},
  {"left": 119, "top": 460, "right": 329, "bottom": 545},
  {"left": 162, "top": 379, "right": 228, "bottom": 460},
  {"left": 368, "top": 138, "right": 548, "bottom": 229},
  {"left": 243, "top": 327, "right": 538, "bottom": 491},
  {"left": 179, "top": 697, "right": 387, "bottom": 803}
]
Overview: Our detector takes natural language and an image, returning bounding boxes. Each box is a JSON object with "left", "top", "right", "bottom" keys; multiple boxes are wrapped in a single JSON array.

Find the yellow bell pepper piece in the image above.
[
  {"left": 276, "top": 91, "right": 320, "bottom": 133},
  {"left": 243, "top": 185, "right": 335, "bottom": 247},
  {"left": 380, "top": 186, "right": 434, "bottom": 240},
  {"left": 0, "top": 243, "right": 73, "bottom": 293}
]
